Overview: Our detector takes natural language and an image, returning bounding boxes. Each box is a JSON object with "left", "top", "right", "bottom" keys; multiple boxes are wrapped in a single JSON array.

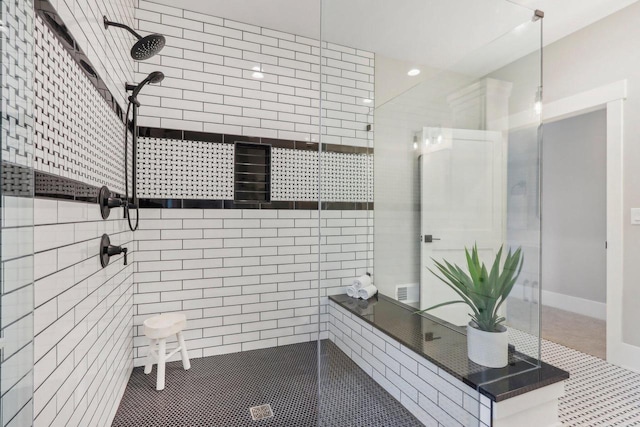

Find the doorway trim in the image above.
[{"left": 511, "top": 80, "right": 635, "bottom": 371}]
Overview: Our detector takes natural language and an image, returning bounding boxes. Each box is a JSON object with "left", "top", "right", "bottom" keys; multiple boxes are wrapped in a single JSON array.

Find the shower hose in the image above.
[{"left": 124, "top": 101, "right": 139, "bottom": 232}]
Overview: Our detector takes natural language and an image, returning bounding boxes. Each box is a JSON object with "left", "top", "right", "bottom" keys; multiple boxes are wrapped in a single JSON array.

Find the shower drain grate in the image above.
[{"left": 249, "top": 404, "right": 274, "bottom": 421}]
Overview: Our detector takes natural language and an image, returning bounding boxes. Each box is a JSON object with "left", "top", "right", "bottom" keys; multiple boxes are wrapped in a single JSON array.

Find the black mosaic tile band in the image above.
[
  {"left": 138, "top": 198, "right": 372, "bottom": 210},
  {"left": 25, "top": 165, "right": 373, "bottom": 210},
  {"left": 138, "top": 126, "right": 374, "bottom": 155},
  {"left": 329, "top": 294, "right": 569, "bottom": 402},
  {"left": 33, "top": 170, "right": 124, "bottom": 203},
  {"left": 2, "top": 162, "right": 34, "bottom": 197},
  {"left": 35, "top": 0, "right": 126, "bottom": 124}
]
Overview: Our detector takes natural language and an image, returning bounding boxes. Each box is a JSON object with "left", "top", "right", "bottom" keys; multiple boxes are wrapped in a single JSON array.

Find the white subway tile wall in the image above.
[
  {"left": 32, "top": 199, "right": 135, "bottom": 427},
  {"left": 328, "top": 300, "right": 492, "bottom": 427},
  {"left": 134, "top": 2, "right": 374, "bottom": 147},
  {"left": 34, "top": 15, "right": 131, "bottom": 194},
  {"left": 49, "top": 0, "right": 135, "bottom": 107},
  {"left": 1, "top": 195, "right": 35, "bottom": 427},
  {"left": 132, "top": 209, "right": 373, "bottom": 365}
]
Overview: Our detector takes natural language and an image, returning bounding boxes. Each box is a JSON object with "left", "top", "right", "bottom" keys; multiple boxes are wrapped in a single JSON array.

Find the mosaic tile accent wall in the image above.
[
  {"left": 1, "top": 0, "right": 35, "bottom": 166},
  {"left": 34, "top": 15, "right": 130, "bottom": 194},
  {"left": 137, "top": 137, "right": 374, "bottom": 203},
  {"left": 137, "top": 137, "right": 234, "bottom": 199},
  {"left": 134, "top": 1, "right": 374, "bottom": 148},
  {"left": 271, "top": 148, "right": 373, "bottom": 202}
]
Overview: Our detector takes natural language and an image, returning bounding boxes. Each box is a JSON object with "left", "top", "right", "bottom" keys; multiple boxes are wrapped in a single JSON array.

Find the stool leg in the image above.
[
  {"left": 156, "top": 338, "right": 166, "bottom": 391},
  {"left": 177, "top": 331, "right": 191, "bottom": 370},
  {"left": 144, "top": 339, "right": 155, "bottom": 375}
]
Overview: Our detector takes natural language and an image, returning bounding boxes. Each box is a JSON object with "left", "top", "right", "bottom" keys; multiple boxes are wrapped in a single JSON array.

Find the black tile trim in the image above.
[
  {"left": 2, "top": 162, "right": 34, "bottom": 197},
  {"left": 35, "top": 0, "right": 126, "bottom": 125},
  {"left": 137, "top": 126, "right": 374, "bottom": 155},
  {"left": 34, "top": 170, "right": 124, "bottom": 204},
  {"left": 25, "top": 169, "right": 372, "bottom": 210},
  {"left": 18, "top": 158, "right": 372, "bottom": 210},
  {"left": 329, "top": 294, "right": 569, "bottom": 403}
]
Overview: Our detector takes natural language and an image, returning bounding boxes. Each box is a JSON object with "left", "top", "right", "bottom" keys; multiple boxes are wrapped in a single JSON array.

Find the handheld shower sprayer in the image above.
[
  {"left": 122, "top": 71, "right": 165, "bottom": 232},
  {"left": 103, "top": 16, "right": 165, "bottom": 60},
  {"left": 125, "top": 71, "right": 165, "bottom": 106}
]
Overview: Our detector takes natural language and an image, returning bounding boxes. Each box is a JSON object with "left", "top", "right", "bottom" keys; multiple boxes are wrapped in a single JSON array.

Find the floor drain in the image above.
[{"left": 249, "top": 404, "right": 274, "bottom": 421}]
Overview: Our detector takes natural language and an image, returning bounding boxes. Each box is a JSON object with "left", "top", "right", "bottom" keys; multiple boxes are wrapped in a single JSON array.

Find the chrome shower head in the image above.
[
  {"left": 126, "top": 71, "right": 165, "bottom": 106},
  {"left": 103, "top": 16, "right": 165, "bottom": 60}
]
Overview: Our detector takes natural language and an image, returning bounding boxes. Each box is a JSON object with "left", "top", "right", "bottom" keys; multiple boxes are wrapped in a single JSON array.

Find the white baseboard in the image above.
[
  {"left": 510, "top": 284, "right": 606, "bottom": 321},
  {"left": 541, "top": 290, "right": 606, "bottom": 321}
]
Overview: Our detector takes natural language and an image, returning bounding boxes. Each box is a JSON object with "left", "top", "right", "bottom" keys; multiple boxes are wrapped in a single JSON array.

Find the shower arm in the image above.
[{"left": 103, "top": 16, "right": 143, "bottom": 40}]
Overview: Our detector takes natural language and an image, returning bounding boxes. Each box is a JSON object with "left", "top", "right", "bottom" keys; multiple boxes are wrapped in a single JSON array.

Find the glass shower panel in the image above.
[
  {"left": 1, "top": 0, "right": 36, "bottom": 425},
  {"left": 373, "top": 4, "right": 542, "bottom": 370},
  {"left": 320, "top": 1, "right": 543, "bottom": 424}
]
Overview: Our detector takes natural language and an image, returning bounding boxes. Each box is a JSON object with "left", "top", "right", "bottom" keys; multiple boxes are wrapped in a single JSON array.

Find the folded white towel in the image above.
[
  {"left": 346, "top": 285, "right": 357, "bottom": 297},
  {"left": 353, "top": 274, "right": 372, "bottom": 290},
  {"left": 357, "top": 285, "right": 377, "bottom": 300}
]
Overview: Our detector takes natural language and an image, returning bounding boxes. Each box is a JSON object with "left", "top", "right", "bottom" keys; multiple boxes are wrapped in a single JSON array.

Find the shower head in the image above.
[
  {"left": 126, "top": 71, "right": 165, "bottom": 106},
  {"left": 103, "top": 16, "right": 166, "bottom": 60},
  {"left": 131, "top": 34, "right": 166, "bottom": 61}
]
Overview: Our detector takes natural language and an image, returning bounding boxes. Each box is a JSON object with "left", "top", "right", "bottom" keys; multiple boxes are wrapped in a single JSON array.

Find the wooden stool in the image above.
[{"left": 143, "top": 312, "right": 191, "bottom": 390}]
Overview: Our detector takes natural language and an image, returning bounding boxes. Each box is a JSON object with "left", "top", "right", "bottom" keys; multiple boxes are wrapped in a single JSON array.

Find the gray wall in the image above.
[
  {"left": 542, "top": 110, "right": 607, "bottom": 303},
  {"left": 490, "top": 1, "right": 640, "bottom": 346}
]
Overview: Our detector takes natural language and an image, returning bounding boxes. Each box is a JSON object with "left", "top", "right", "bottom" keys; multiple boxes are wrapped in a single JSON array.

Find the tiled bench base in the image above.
[{"left": 328, "top": 300, "right": 565, "bottom": 427}]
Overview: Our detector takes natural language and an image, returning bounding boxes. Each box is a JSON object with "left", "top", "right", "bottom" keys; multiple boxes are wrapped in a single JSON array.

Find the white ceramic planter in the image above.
[{"left": 467, "top": 322, "right": 508, "bottom": 368}]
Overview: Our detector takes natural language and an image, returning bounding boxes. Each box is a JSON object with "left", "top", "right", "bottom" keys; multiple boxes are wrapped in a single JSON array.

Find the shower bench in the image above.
[{"left": 328, "top": 294, "right": 569, "bottom": 427}]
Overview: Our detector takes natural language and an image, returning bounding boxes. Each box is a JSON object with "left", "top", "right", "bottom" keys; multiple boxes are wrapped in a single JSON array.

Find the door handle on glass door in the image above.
[{"left": 423, "top": 235, "right": 441, "bottom": 243}]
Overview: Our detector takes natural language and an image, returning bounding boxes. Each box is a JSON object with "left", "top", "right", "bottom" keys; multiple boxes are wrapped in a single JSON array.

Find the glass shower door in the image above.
[
  {"left": 320, "top": 1, "right": 544, "bottom": 425},
  {"left": 1, "top": 0, "right": 36, "bottom": 425}
]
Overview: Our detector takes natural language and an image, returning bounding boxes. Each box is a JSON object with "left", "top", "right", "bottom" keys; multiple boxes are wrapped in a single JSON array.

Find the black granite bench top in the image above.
[{"left": 329, "top": 293, "right": 569, "bottom": 402}]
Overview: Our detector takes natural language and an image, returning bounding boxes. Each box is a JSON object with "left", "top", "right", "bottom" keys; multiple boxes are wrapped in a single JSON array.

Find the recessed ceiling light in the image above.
[
  {"left": 408, "top": 68, "right": 421, "bottom": 77},
  {"left": 363, "top": 98, "right": 373, "bottom": 104}
]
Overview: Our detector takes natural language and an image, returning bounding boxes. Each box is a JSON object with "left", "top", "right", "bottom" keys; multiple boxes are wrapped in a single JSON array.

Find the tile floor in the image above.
[
  {"left": 113, "top": 337, "right": 640, "bottom": 426},
  {"left": 112, "top": 340, "right": 422, "bottom": 427}
]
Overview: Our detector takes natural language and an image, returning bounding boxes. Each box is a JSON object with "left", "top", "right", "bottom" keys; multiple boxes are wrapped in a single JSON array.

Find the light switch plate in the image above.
[{"left": 631, "top": 208, "right": 640, "bottom": 225}]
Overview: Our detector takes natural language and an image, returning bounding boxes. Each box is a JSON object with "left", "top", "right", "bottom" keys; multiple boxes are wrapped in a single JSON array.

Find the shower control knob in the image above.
[
  {"left": 100, "top": 234, "right": 129, "bottom": 268},
  {"left": 98, "top": 186, "right": 124, "bottom": 219}
]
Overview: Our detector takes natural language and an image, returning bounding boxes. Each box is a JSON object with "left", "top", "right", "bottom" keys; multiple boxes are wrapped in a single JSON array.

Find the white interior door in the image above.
[{"left": 420, "top": 127, "right": 506, "bottom": 327}]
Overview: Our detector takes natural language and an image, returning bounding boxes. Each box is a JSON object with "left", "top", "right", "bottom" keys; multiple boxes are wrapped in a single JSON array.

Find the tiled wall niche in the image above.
[
  {"left": 134, "top": 1, "right": 375, "bottom": 148},
  {"left": 137, "top": 133, "right": 374, "bottom": 203}
]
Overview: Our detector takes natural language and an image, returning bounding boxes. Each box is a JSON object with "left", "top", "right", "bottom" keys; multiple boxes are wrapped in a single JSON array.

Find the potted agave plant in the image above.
[{"left": 417, "top": 244, "right": 523, "bottom": 368}]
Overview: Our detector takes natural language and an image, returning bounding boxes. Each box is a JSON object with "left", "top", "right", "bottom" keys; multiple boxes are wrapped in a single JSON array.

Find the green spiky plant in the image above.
[{"left": 416, "top": 244, "right": 524, "bottom": 332}]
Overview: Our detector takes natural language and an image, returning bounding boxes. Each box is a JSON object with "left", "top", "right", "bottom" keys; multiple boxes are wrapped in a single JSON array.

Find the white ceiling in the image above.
[{"left": 154, "top": 0, "right": 638, "bottom": 70}]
